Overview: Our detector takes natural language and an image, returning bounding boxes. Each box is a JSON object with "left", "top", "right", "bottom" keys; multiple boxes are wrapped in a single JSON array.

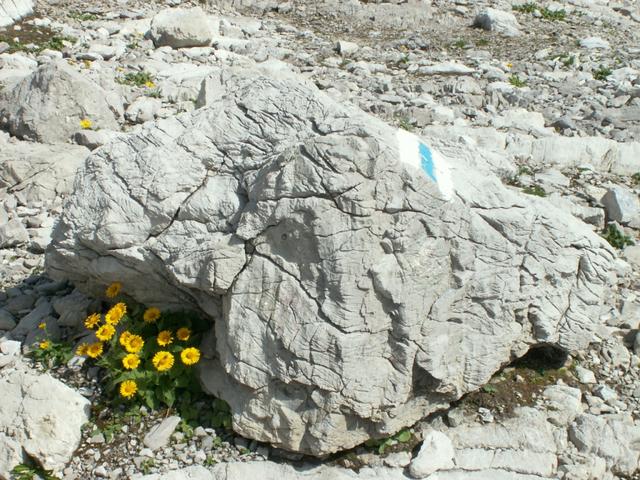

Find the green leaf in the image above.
[{"left": 395, "top": 430, "right": 411, "bottom": 443}]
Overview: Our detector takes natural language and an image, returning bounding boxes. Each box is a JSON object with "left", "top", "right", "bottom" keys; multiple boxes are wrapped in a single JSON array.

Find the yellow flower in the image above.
[
  {"left": 38, "top": 322, "right": 46, "bottom": 330},
  {"left": 180, "top": 347, "right": 200, "bottom": 366},
  {"left": 152, "top": 351, "right": 174, "bottom": 372},
  {"left": 84, "top": 313, "right": 101, "bottom": 329},
  {"left": 76, "top": 343, "right": 89, "bottom": 356},
  {"left": 105, "top": 302, "right": 127, "bottom": 325},
  {"left": 143, "top": 307, "right": 161, "bottom": 323},
  {"left": 125, "top": 335, "right": 144, "bottom": 353},
  {"left": 505, "top": 62, "right": 513, "bottom": 69},
  {"left": 79, "top": 118, "right": 92, "bottom": 129},
  {"left": 176, "top": 327, "right": 191, "bottom": 341},
  {"left": 144, "top": 80, "right": 155, "bottom": 88},
  {"left": 157, "top": 330, "right": 173, "bottom": 347},
  {"left": 105, "top": 282, "right": 122, "bottom": 298},
  {"left": 96, "top": 324, "right": 116, "bottom": 341},
  {"left": 119, "top": 380, "right": 138, "bottom": 398},
  {"left": 39, "top": 340, "right": 50, "bottom": 350},
  {"left": 119, "top": 331, "right": 132, "bottom": 347},
  {"left": 122, "top": 353, "right": 140, "bottom": 370},
  {"left": 87, "top": 342, "right": 104, "bottom": 358}
]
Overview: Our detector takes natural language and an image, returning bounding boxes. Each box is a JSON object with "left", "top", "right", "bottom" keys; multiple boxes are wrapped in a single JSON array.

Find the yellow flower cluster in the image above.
[{"left": 76, "top": 283, "right": 204, "bottom": 402}]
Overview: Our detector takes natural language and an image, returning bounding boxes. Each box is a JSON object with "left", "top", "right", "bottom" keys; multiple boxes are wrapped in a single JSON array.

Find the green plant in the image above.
[
  {"left": 145, "top": 89, "right": 162, "bottom": 98},
  {"left": 476, "top": 38, "right": 490, "bottom": 47},
  {"left": 116, "top": 71, "right": 155, "bottom": 87},
  {"left": 559, "top": 54, "right": 575, "bottom": 67},
  {"left": 602, "top": 224, "right": 634, "bottom": 249},
  {"left": 540, "top": 8, "right": 566, "bottom": 20},
  {"left": 522, "top": 185, "right": 546, "bottom": 197},
  {"left": 28, "top": 323, "right": 73, "bottom": 370},
  {"left": 512, "top": 3, "right": 537, "bottom": 13},
  {"left": 364, "top": 429, "right": 412, "bottom": 455},
  {"left": 42, "top": 35, "right": 76, "bottom": 51},
  {"left": 140, "top": 459, "right": 155, "bottom": 475},
  {"left": 509, "top": 75, "right": 527, "bottom": 88},
  {"left": 452, "top": 39, "right": 466, "bottom": 49},
  {"left": 69, "top": 11, "right": 98, "bottom": 21},
  {"left": 593, "top": 66, "right": 612, "bottom": 81},
  {"left": 10, "top": 464, "right": 60, "bottom": 480},
  {"left": 482, "top": 384, "right": 498, "bottom": 394},
  {"left": 204, "top": 455, "right": 217, "bottom": 467},
  {"left": 397, "top": 117, "right": 414, "bottom": 131}
]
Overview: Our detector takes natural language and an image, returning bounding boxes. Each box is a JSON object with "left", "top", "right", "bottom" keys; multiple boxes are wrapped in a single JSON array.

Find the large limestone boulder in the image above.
[
  {"left": 0, "top": 359, "right": 91, "bottom": 478},
  {"left": 46, "top": 66, "right": 614, "bottom": 455},
  {"left": 0, "top": 61, "right": 121, "bottom": 143},
  {"left": 0, "top": 0, "right": 33, "bottom": 27}
]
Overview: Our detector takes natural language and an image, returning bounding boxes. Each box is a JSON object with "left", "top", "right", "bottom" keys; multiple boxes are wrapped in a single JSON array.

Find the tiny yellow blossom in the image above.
[
  {"left": 76, "top": 343, "right": 89, "bottom": 356},
  {"left": 87, "top": 342, "right": 104, "bottom": 358},
  {"left": 105, "top": 282, "right": 122, "bottom": 298},
  {"left": 79, "top": 118, "right": 92, "bottom": 130},
  {"left": 157, "top": 330, "right": 173, "bottom": 347},
  {"left": 180, "top": 347, "right": 201, "bottom": 366},
  {"left": 38, "top": 322, "right": 46, "bottom": 330},
  {"left": 176, "top": 327, "right": 191, "bottom": 341},
  {"left": 39, "top": 340, "right": 50, "bottom": 350},
  {"left": 144, "top": 80, "right": 155, "bottom": 88},
  {"left": 84, "top": 313, "right": 101, "bottom": 329},
  {"left": 143, "top": 307, "right": 161, "bottom": 323},
  {"left": 96, "top": 324, "right": 116, "bottom": 341},
  {"left": 125, "top": 335, "right": 144, "bottom": 354},
  {"left": 105, "top": 303, "right": 127, "bottom": 325},
  {"left": 122, "top": 353, "right": 140, "bottom": 370},
  {"left": 119, "top": 380, "right": 138, "bottom": 398},
  {"left": 152, "top": 351, "right": 174, "bottom": 372},
  {"left": 505, "top": 62, "right": 513, "bottom": 69},
  {"left": 119, "top": 331, "right": 132, "bottom": 347}
]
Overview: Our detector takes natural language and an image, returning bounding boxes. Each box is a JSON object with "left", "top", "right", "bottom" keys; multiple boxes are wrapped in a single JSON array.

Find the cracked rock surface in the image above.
[{"left": 47, "top": 64, "right": 615, "bottom": 455}]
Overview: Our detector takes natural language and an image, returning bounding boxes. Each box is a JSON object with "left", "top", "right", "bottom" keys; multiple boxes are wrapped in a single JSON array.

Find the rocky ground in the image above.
[{"left": 1, "top": 0, "right": 640, "bottom": 479}]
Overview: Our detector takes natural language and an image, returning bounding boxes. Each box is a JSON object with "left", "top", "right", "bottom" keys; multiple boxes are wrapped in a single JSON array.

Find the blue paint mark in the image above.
[{"left": 419, "top": 143, "right": 437, "bottom": 183}]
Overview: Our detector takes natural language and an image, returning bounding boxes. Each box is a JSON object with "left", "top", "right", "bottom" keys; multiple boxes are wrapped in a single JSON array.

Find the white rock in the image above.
[
  {"left": 0, "top": 60, "right": 121, "bottom": 143},
  {"left": 0, "top": 360, "right": 90, "bottom": 477},
  {"left": 0, "top": 219, "right": 28, "bottom": 248},
  {"left": 125, "top": 97, "right": 162, "bottom": 124},
  {"left": 580, "top": 37, "right": 610, "bottom": 49},
  {"left": 149, "top": 8, "right": 215, "bottom": 49},
  {"left": 418, "top": 62, "right": 475, "bottom": 75},
  {"left": 574, "top": 366, "right": 597, "bottom": 384},
  {"left": 0, "top": 0, "right": 33, "bottom": 27},
  {"left": 408, "top": 431, "right": 455, "bottom": 478},
  {"left": 601, "top": 186, "right": 640, "bottom": 224},
  {"left": 143, "top": 416, "right": 181, "bottom": 450},
  {"left": 336, "top": 40, "right": 359, "bottom": 56},
  {"left": 474, "top": 8, "right": 521, "bottom": 37}
]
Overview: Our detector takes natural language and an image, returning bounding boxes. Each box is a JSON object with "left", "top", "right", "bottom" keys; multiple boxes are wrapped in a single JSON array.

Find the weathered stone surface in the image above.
[
  {"left": 408, "top": 431, "right": 455, "bottom": 478},
  {"left": 0, "top": 360, "right": 90, "bottom": 477},
  {"left": 601, "top": 186, "right": 640, "bottom": 224},
  {"left": 144, "top": 416, "right": 181, "bottom": 451},
  {"left": 0, "top": 0, "right": 33, "bottom": 28},
  {"left": 568, "top": 413, "right": 640, "bottom": 475},
  {"left": 0, "top": 61, "right": 121, "bottom": 143},
  {"left": 149, "top": 7, "right": 216, "bottom": 48},
  {"left": 46, "top": 66, "right": 614, "bottom": 455},
  {"left": 474, "top": 8, "right": 521, "bottom": 37},
  {"left": 0, "top": 138, "right": 89, "bottom": 206}
]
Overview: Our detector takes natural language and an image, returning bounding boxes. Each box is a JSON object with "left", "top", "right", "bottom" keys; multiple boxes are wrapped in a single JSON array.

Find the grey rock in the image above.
[
  {"left": 0, "top": 359, "right": 90, "bottom": 477},
  {"left": 12, "top": 299, "right": 53, "bottom": 338},
  {"left": 149, "top": 8, "right": 215, "bottom": 48},
  {"left": 542, "top": 385, "right": 583, "bottom": 426},
  {"left": 474, "top": 8, "right": 521, "bottom": 37},
  {"left": 408, "top": 430, "right": 455, "bottom": 478},
  {"left": 0, "top": 339, "right": 21, "bottom": 356},
  {"left": 0, "top": 219, "right": 28, "bottom": 248},
  {"left": 0, "top": 309, "right": 16, "bottom": 330},
  {"left": 574, "top": 366, "right": 596, "bottom": 384},
  {"left": 601, "top": 186, "right": 640, "bottom": 224},
  {"left": 0, "top": 61, "right": 121, "bottom": 143},
  {"left": 593, "top": 385, "right": 618, "bottom": 402},
  {"left": 418, "top": 62, "right": 475, "bottom": 76},
  {"left": 47, "top": 66, "right": 615, "bottom": 456},
  {"left": 580, "top": 37, "right": 611, "bottom": 50},
  {"left": 72, "top": 129, "right": 124, "bottom": 151},
  {"left": 52, "top": 290, "right": 91, "bottom": 328},
  {"left": 0, "top": 0, "right": 33, "bottom": 28},
  {"left": 569, "top": 413, "right": 640, "bottom": 475},
  {"left": 0, "top": 140, "right": 89, "bottom": 206},
  {"left": 143, "top": 416, "right": 181, "bottom": 450},
  {"left": 336, "top": 40, "right": 359, "bottom": 56},
  {"left": 125, "top": 97, "right": 162, "bottom": 124}
]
